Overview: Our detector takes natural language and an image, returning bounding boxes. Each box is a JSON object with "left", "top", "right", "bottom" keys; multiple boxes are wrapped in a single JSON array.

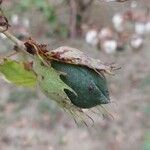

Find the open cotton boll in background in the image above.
[
  {"left": 85, "top": 29, "right": 99, "bottom": 46},
  {"left": 135, "top": 22, "right": 146, "bottom": 35},
  {"left": 11, "top": 14, "right": 19, "bottom": 25},
  {"left": 101, "top": 40, "right": 117, "bottom": 54},
  {"left": 0, "top": 33, "right": 7, "bottom": 39},
  {"left": 130, "top": 34, "right": 143, "bottom": 49},
  {"left": 98, "top": 27, "right": 113, "bottom": 40},
  {"left": 145, "top": 21, "right": 150, "bottom": 33},
  {"left": 130, "top": 1, "right": 138, "bottom": 8},
  {"left": 112, "top": 13, "right": 124, "bottom": 32},
  {"left": 22, "top": 18, "right": 30, "bottom": 28}
]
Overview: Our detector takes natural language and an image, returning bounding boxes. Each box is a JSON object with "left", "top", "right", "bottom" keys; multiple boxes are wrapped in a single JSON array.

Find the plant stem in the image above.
[
  {"left": 0, "top": 27, "right": 27, "bottom": 54},
  {"left": 69, "top": 0, "right": 77, "bottom": 38}
]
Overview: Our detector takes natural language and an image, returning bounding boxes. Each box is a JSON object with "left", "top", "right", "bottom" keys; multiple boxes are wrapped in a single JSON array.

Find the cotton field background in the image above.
[{"left": 0, "top": 0, "right": 150, "bottom": 150}]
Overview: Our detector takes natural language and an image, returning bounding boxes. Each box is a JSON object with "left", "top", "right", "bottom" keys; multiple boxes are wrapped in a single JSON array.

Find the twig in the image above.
[
  {"left": 0, "top": 0, "right": 27, "bottom": 54},
  {"left": 69, "top": 0, "right": 77, "bottom": 38},
  {"left": 0, "top": 27, "right": 28, "bottom": 55}
]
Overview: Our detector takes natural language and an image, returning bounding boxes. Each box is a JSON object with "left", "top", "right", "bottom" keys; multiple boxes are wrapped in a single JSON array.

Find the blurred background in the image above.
[{"left": 0, "top": 0, "right": 150, "bottom": 150}]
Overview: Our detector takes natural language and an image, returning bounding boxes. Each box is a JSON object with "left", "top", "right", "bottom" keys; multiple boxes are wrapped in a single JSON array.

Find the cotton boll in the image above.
[
  {"left": 98, "top": 27, "right": 113, "bottom": 40},
  {"left": 102, "top": 40, "right": 117, "bottom": 54},
  {"left": 130, "top": 1, "right": 138, "bottom": 8},
  {"left": 112, "top": 14, "right": 124, "bottom": 32},
  {"left": 23, "top": 18, "right": 30, "bottom": 28},
  {"left": 135, "top": 22, "right": 145, "bottom": 35},
  {"left": 85, "top": 29, "right": 99, "bottom": 46},
  {"left": 0, "top": 33, "right": 7, "bottom": 39},
  {"left": 11, "top": 14, "right": 19, "bottom": 25},
  {"left": 145, "top": 22, "right": 150, "bottom": 33},
  {"left": 130, "top": 34, "right": 143, "bottom": 49}
]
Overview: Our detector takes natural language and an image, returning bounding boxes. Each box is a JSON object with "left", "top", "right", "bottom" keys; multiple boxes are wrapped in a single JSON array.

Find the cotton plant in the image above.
[{"left": 0, "top": 0, "right": 119, "bottom": 125}]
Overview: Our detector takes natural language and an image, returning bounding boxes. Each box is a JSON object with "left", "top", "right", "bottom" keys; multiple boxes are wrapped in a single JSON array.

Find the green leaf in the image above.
[
  {"left": 51, "top": 61, "right": 110, "bottom": 108},
  {"left": 0, "top": 59, "right": 37, "bottom": 87}
]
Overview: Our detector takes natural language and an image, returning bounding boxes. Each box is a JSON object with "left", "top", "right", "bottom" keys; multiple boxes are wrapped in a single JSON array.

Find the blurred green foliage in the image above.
[
  {"left": 17, "top": 0, "right": 68, "bottom": 37},
  {"left": 143, "top": 106, "right": 150, "bottom": 114},
  {"left": 142, "top": 73, "right": 150, "bottom": 87},
  {"left": 144, "top": 131, "right": 150, "bottom": 150},
  {"left": 142, "top": 73, "right": 150, "bottom": 150}
]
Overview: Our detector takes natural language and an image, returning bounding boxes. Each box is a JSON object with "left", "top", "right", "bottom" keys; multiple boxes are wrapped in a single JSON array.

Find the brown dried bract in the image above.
[
  {"left": 24, "top": 38, "right": 48, "bottom": 55},
  {"left": 24, "top": 38, "right": 119, "bottom": 75},
  {"left": 23, "top": 61, "right": 33, "bottom": 71},
  {"left": 47, "top": 46, "right": 119, "bottom": 75}
]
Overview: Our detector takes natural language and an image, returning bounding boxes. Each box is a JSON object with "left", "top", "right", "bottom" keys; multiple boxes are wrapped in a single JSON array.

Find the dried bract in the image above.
[
  {"left": 24, "top": 39, "right": 118, "bottom": 75},
  {"left": 48, "top": 46, "right": 118, "bottom": 75}
]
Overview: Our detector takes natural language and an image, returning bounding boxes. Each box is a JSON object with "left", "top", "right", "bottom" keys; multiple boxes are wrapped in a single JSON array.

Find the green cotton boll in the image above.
[
  {"left": 33, "top": 57, "right": 81, "bottom": 112},
  {"left": 51, "top": 61, "right": 110, "bottom": 108},
  {"left": 33, "top": 57, "right": 76, "bottom": 104},
  {"left": 33, "top": 57, "right": 86, "bottom": 119}
]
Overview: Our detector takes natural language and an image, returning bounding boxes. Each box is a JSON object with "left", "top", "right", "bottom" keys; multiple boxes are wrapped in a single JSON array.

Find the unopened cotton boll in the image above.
[
  {"left": 112, "top": 14, "right": 124, "bottom": 32},
  {"left": 130, "top": 35, "right": 143, "bottom": 49},
  {"left": 135, "top": 22, "right": 145, "bottom": 35},
  {"left": 85, "top": 30, "right": 99, "bottom": 46},
  {"left": 102, "top": 40, "right": 117, "bottom": 54}
]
